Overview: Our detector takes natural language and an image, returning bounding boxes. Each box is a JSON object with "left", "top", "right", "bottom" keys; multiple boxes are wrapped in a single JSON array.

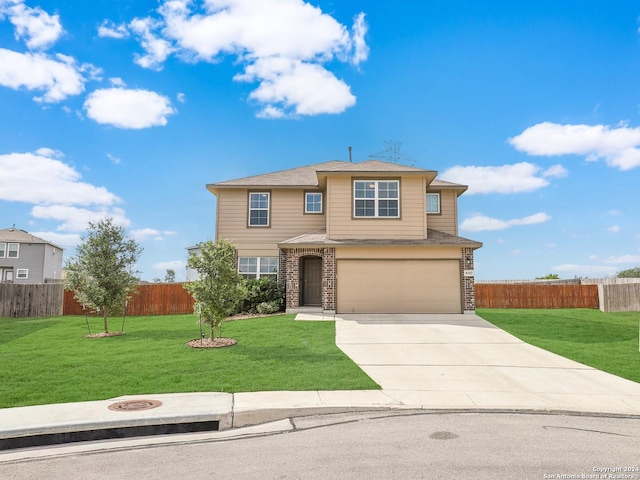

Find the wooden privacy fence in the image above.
[
  {"left": 0, "top": 283, "right": 64, "bottom": 317},
  {"left": 63, "top": 283, "right": 195, "bottom": 316},
  {"left": 598, "top": 283, "right": 640, "bottom": 312},
  {"left": 475, "top": 283, "right": 599, "bottom": 309}
]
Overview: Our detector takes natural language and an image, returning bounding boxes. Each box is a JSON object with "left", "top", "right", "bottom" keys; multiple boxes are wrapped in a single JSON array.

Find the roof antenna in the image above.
[{"left": 348, "top": 146, "right": 352, "bottom": 163}]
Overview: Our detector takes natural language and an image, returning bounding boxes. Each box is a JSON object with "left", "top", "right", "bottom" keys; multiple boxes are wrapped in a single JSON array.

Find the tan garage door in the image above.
[{"left": 337, "top": 259, "right": 461, "bottom": 314}]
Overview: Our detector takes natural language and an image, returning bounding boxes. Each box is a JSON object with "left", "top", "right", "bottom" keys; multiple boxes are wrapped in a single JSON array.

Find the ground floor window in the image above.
[
  {"left": 16, "top": 269, "right": 28, "bottom": 279},
  {"left": 238, "top": 257, "right": 278, "bottom": 279}
]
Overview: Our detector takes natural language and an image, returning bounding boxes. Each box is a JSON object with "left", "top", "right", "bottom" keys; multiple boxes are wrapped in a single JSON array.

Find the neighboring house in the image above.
[
  {"left": 0, "top": 228, "right": 63, "bottom": 284},
  {"left": 185, "top": 245, "right": 201, "bottom": 281},
  {"left": 207, "top": 160, "right": 482, "bottom": 314}
]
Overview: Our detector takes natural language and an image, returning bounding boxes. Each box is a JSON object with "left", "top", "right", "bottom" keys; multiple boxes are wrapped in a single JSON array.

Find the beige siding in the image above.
[
  {"left": 216, "top": 188, "right": 326, "bottom": 255},
  {"left": 337, "top": 259, "right": 462, "bottom": 313},
  {"left": 327, "top": 175, "right": 427, "bottom": 240},
  {"left": 426, "top": 190, "right": 458, "bottom": 236}
]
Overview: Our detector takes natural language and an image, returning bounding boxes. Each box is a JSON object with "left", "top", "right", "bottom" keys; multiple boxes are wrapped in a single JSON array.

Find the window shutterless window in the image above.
[
  {"left": 0, "top": 243, "right": 18, "bottom": 258},
  {"left": 16, "top": 269, "right": 28, "bottom": 279},
  {"left": 248, "top": 192, "right": 270, "bottom": 227},
  {"left": 238, "top": 257, "right": 278, "bottom": 279},
  {"left": 353, "top": 180, "right": 399, "bottom": 218},
  {"left": 305, "top": 192, "right": 323, "bottom": 213},
  {"left": 426, "top": 193, "right": 440, "bottom": 214}
]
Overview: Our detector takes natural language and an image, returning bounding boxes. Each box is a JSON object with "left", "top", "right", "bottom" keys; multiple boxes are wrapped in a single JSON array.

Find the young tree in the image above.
[
  {"left": 165, "top": 269, "right": 176, "bottom": 283},
  {"left": 536, "top": 273, "right": 560, "bottom": 280},
  {"left": 184, "top": 239, "right": 246, "bottom": 339},
  {"left": 65, "top": 217, "right": 142, "bottom": 334}
]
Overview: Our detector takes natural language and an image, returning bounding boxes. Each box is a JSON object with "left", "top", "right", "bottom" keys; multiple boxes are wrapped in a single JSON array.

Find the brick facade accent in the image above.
[
  {"left": 461, "top": 247, "right": 476, "bottom": 312},
  {"left": 280, "top": 247, "right": 336, "bottom": 312}
]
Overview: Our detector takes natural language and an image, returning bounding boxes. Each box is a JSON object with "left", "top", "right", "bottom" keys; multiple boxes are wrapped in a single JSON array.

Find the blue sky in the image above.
[{"left": 1, "top": 0, "right": 640, "bottom": 281}]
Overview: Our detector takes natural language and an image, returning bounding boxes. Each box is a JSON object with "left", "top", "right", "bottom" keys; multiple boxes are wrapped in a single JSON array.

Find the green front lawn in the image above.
[
  {"left": 477, "top": 309, "right": 640, "bottom": 383},
  {"left": 0, "top": 314, "right": 379, "bottom": 408}
]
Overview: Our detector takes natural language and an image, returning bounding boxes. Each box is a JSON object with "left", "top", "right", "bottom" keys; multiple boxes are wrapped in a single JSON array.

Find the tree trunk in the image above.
[{"left": 103, "top": 311, "right": 109, "bottom": 333}]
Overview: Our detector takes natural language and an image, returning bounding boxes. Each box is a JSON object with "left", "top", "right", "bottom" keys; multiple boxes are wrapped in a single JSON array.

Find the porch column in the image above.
[{"left": 462, "top": 247, "right": 476, "bottom": 313}]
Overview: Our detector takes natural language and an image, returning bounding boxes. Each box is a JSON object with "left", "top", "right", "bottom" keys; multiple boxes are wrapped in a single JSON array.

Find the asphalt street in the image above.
[{"left": 1, "top": 411, "right": 638, "bottom": 480}]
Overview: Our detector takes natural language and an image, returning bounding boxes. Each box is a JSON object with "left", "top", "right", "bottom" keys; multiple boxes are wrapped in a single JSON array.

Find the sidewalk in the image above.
[{"left": 2, "top": 385, "right": 640, "bottom": 453}]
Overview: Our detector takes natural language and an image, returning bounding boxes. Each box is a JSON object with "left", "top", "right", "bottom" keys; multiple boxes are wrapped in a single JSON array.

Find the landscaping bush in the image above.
[{"left": 240, "top": 278, "right": 286, "bottom": 313}]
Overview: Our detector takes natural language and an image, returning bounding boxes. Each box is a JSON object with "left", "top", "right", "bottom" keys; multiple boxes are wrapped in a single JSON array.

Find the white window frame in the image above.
[
  {"left": 426, "top": 192, "right": 441, "bottom": 214},
  {"left": 238, "top": 257, "right": 278, "bottom": 279},
  {"left": 353, "top": 180, "right": 400, "bottom": 218},
  {"left": 248, "top": 192, "right": 270, "bottom": 227},
  {"left": 16, "top": 269, "right": 28, "bottom": 280},
  {"left": 305, "top": 192, "right": 323, "bottom": 214},
  {"left": 0, "top": 242, "right": 19, "bottom": 258}
]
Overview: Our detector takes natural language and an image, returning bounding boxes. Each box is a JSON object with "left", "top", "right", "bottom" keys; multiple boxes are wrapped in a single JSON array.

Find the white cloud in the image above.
[
  {"left": 109, "top": 77, "right": 126, "bottom": 87},
  {"left": 350, "top": 12, "right": 369, "bottom": 66},
  {"left": 31, "top": 205, "right": 130, "bottom": 231},
  {"left": 602, "top": 254, "right": 640, "bottom": 264},
  {"left": 0, "top": 48, "right": 88, "bottom": 102},
  {"left": 102, "top": 0, "right": 367, "bottom": 117},
  {"left": 153, "top": 260, "right": 185, "bottom": 271},
  {"left": 84, "top": 88, "right": 176, "bottom": 129},
  {"left": 440, "top": 162, "right": 556, "bottom": 195},
  {"left": 0, "top": 150, "right": 120, "bottom": 205},
  {"left": 97, "top": 20, "right": 129, "bottom": 39},
  {"left": 509, "top": 122, "right": 640, "bottom": 171},
  {"left": 238, "top": 58, "right": 355, "bottom": 117},
  {"left": 106, "top": 153, "right": 121, "bottom": 164},
  {"left": 129, "top": 17, "right": 173, "bottom": 70},
  {"left": 131, "top": 228, "right": 161, "bottom": 241},
  {"left": 607, "top": 209, "right": 622, "bottom": 216},
  {"left": 552, "top": 264, "right": 618, "bottom": 277},
  {"left": 542, "top": 164, "right": 568, "bottom": 178},
  {"left": 607, "top": 225, "right": 621, "bottom": 233},
  {"left": 1, "top": 0, "right": 64, "bottom": 50},
  {"left": 176, "top": 92, "right": 186, "bottom": 103},
  {"left": 460, "top": 212, "right": 550, "bottom": 232}
]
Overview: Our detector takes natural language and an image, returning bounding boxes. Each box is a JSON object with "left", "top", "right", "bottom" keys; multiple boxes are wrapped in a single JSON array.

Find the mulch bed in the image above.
[{"left": 187, "top": 337, "right": 237, "bottom": 349}]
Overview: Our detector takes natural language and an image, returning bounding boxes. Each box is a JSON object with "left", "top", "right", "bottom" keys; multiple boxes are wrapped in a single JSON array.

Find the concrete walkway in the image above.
[
  {"left": 1, "top": 313, "right": 640, "bottom": 456},
  {"left": 336, "top": 313, "right": 640, "bottom": 414}
]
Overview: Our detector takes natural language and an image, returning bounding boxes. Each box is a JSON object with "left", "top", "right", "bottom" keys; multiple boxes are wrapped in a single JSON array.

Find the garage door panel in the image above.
[{"left": 337, "top": 260, "right": 461, "bottom": 314}]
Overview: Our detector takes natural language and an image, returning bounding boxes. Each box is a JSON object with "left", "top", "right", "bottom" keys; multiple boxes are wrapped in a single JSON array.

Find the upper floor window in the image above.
[
  {"left": 354, "top": 180, "right": 399, "bottom": 218},
  {"left": 426, "top": 193, "right": 441, "bottom": 214},
  {"left": 248, "top": 192, "right": 270, "bottom": 227},
  {"left": 305, "top": 192, "right": 323, "bottom": 214},
  {"left": 238, "top": 257, "right": 278, "bottom": 279},
  {"left": 0, "top": 243, "right": 19, "bottom": 258}
]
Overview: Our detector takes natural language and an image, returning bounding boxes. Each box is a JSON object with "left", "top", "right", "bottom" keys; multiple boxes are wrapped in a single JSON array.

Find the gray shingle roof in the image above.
[
  {"left": 208, "top": 159, "right": 461, "bottom": 189},
  {"left": 0, "top": 228, "right": 62, "bottom": 249},
  {"left": 279, "top": 229, "right": 482, "bottom": 248}
]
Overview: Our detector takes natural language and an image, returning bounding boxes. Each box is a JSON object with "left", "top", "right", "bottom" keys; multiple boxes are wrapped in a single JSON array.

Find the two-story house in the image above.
[
  {"left": 0, "top": 228, "right": 63, "bottom": 283},
  {"left": 207, "top": 160, "right": 482, "bottom": 314}
]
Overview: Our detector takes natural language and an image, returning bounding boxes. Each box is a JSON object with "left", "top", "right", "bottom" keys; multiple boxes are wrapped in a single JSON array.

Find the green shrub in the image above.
[
  {"left": 256, "top": 301, "right": 281, "bottom": 315},
  {"left": 240, "top": 278, "right": 286, "bottom": 313}
]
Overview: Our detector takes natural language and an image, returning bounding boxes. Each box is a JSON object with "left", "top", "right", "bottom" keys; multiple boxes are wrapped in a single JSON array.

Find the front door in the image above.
[{"left": 302, "top": 257, "right": 322, "bottom": 306}]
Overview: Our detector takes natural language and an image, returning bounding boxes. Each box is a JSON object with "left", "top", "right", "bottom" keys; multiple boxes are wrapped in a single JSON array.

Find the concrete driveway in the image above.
[{"left": 336, "top": 313, "right": 640, "bottom": 414}]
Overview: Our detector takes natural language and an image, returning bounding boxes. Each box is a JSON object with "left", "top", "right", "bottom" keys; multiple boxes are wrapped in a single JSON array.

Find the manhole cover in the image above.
[
  {"left": 429, "top": 431, "right": 459, "bottom": 440},
  {"left": 108, "top": 399, "right": 163, "bottom": 412}
]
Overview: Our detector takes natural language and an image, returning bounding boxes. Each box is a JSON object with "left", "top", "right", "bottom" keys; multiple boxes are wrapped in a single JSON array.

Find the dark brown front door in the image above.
[{"left": 302, "top": 257, "right": 322, "bottom": 306}]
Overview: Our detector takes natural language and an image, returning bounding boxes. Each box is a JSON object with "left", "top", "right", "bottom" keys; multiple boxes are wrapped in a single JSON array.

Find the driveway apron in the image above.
[{"left": 335, "top": 314, "right": 640, "bottom": 414}]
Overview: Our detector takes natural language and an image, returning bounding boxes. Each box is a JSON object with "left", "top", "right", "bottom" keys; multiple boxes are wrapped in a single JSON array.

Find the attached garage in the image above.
[{"left": 337, "top": 259, "right": 462, "bottom": 314}]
